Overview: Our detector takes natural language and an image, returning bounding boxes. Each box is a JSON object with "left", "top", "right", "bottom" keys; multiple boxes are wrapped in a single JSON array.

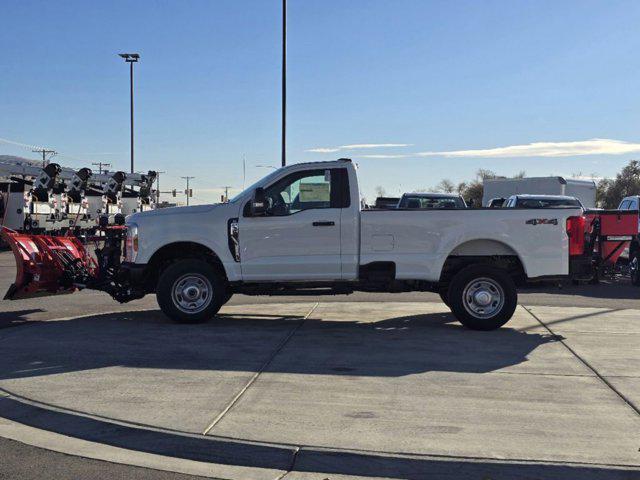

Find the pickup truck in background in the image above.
[
  {"left": 396, "top": 192, "right": 467, "bottom": 209},
  {"left": 3, "top": 159, "right": 590, "bottom": 331},
  {"left": 504, "top": 194, "right": 584, "bottom": 209}
]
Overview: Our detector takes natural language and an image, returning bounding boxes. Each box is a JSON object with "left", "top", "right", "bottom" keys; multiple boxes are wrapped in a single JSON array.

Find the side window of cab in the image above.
[{"left": 252, "top": 168, "right": 350, "bottom": 217}]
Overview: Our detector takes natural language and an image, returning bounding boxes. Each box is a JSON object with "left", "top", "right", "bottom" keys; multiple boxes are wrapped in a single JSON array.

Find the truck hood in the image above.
[{"left": 127, "top": 204, "right": 219, "bottom": 223}]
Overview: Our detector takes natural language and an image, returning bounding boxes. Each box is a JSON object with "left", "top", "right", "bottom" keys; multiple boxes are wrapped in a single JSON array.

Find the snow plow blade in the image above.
[{"left": 1, "top": 227, "right": 92, "bottom": 300}]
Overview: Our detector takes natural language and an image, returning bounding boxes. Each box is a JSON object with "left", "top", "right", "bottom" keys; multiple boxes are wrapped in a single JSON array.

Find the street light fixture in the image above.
[{"left": 118, "top": 53, "right": 140, "bottom": 174}]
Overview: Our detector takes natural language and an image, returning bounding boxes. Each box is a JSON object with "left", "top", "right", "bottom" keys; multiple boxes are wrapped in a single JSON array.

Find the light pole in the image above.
[
  {"left": 118, "top": 53, "right": 140, "bottom": 174},
  {"left": 281, "top": 0, "right": 287, "bottom": 167}
]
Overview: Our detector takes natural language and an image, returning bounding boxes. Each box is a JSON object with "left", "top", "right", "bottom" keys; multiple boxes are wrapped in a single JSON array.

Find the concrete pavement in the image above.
[{"left": 0, "top": 300, "right": 638, "bottom": 479}]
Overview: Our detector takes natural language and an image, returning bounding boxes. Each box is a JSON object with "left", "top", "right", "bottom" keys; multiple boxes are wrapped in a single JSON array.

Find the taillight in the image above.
[{"left": 567, "top": 216, "right": 586, "bottom": 256}]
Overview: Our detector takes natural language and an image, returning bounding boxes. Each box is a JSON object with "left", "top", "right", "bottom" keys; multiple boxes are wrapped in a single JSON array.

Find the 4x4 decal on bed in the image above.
[{"left": 526, "top": 218, "right": 558, "bottom": 226}]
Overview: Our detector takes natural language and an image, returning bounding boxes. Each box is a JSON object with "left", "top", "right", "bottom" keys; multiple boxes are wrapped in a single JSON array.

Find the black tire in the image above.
[
  {"left": 631, "top": 250, "right": 640, "bottom": 286},
  {"left": 222, "top": 292, "right": 233, "bottom": 304},
  {"left": 448, "top": 265, "right": 517, "bottom": 331},
  {"left": 437, "top": 286, "right": 450, "bottom": 308},
  {"left": 156, "top": 259, "right": 226, "bottom": 324}
]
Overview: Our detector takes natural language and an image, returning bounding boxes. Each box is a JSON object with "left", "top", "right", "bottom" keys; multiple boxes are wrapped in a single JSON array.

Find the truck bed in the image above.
[{"left": 360, "top": 208, "right": 582, "bottom": 281}]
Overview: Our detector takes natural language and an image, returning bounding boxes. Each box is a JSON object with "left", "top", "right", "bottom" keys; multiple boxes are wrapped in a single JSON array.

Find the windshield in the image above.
[
  {"left": 230, "top": 169, "right": 282, "bottom": 203},
  {"left": 515, "top": 198, "right": 582, "bottom": 208},
  {"left": 398, "top": 195, "right": 466, "bottom": 209}
]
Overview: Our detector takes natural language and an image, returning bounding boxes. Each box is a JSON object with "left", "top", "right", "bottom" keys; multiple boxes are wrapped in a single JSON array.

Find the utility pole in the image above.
[
  {"left": 181, "top": 176, "right": 195, "bottom": 206},
  {"left": 91, "top": 162, "right": 112, "bottom": 174},
  {"left": 221, "top": 185, "right": 232, "bottom": 203},
  {"left": 118, "top": 53, "right": 140, "bottom": 173},
  {"left": 281, "top": 0, "right": 287, "bottom": 167},
  {"left": 155, "top": 170, "right": 166, "bottom": 204},
  {"left": 32, "top": 148, "right": 57, "bottom": 167}
]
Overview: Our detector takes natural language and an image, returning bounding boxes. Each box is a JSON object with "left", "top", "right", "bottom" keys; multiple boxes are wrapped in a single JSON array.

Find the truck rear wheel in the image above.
[
  {"left": 448, "top": 265, "right": 517, "bottom": 331},
  {"left": 156, "top": 259, "right": 225, "bottom": 324}
]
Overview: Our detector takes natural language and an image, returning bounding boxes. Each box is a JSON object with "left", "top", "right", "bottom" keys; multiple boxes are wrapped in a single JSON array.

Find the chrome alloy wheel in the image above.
[
  {"left": 462, "top": 277, "right": 505, "bottom": 319},
  {"left": 171, "top": 273, "right": 213, "bottom": 314}
]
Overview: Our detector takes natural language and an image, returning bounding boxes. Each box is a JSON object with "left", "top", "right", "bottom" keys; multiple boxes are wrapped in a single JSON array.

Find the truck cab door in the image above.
[{"left": 238, "top": 168, "right": 349, "bottom": 281}]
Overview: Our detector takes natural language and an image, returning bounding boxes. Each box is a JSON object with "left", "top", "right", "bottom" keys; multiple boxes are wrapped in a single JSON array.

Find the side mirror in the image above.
[{"left": 250, "top": 187, "right": 267, "bottom": 216}]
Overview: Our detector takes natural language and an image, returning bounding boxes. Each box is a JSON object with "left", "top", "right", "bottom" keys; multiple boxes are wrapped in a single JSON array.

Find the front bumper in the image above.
[{"left": 118, "top": 262, "right": 148, "bottom": 286}]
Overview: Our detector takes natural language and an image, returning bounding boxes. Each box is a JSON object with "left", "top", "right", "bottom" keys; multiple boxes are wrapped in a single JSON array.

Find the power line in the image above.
[{"left": 0, "top": 137, "right": 45, "bottom": 151}]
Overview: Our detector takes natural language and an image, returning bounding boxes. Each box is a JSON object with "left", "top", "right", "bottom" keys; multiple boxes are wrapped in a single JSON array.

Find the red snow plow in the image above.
[
  {"left": 1, "top": 223, "right": 139, "bottom": 302},
  {"left": 1, "top": 227, "right": 93, "bottom": 300}
]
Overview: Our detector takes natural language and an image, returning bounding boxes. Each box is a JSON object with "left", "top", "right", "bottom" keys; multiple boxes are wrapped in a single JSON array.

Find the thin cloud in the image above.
[
  {"left": 306, "top": 143, "right": 412, "bottom": 153},
  {"left": 357, "top": 154, "right": 412, "bottom": 159},
  {"left": 357, "top": 139, "right": 640, "bottom": 159},
  {"left": 416, "top": 139, "right": 640, "bottom": 158}
]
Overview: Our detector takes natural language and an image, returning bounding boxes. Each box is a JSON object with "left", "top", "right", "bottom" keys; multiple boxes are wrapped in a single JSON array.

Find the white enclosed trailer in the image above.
[{"left": 482, "top": 177, "right": 597, "bottom": 208}]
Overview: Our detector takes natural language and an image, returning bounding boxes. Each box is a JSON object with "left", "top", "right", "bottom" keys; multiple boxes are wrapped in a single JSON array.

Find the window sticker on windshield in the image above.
[
  {"left": 300, "top": 183, "right": 330, "bottom": 202},
  {"left": 324, "top": 170, "right": 331, "bottom": 182}
]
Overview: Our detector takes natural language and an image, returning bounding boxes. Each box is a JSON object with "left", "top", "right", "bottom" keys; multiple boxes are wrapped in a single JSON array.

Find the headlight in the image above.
[{"left": 125, "top": 223, "right": 139, "bottom": 262}]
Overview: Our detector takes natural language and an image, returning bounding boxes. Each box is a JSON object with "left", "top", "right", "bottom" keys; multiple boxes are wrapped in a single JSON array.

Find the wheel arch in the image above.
[
  {"left": 439, "top": 239, "right": 526, "bottom": 285},
  {"left": 144, "top": 241, "right": 227, "bottom": 291}
]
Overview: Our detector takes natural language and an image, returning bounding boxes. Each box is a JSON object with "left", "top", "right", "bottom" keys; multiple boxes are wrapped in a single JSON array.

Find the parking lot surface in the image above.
[{"left": 0, "top": 251, "right": 639, "bottom": 479}]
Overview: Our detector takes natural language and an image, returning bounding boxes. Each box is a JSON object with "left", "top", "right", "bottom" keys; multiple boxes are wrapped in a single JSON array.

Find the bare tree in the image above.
[
  {"left": 374, "top": 185, "right": 386, "bottom": 197},
  {"left": 435, "top": 179, "right": 455, "bottom": 193}
]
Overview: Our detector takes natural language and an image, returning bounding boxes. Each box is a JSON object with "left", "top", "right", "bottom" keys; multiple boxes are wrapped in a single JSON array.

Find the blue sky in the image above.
[{"left": 2, "top": 0, "right": 640, "bottom": 202}]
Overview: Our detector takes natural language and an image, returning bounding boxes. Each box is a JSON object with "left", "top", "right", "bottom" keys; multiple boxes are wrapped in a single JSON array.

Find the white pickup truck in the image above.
[{"left": 3, "top": 159, "right": 589, "bottom": 331}]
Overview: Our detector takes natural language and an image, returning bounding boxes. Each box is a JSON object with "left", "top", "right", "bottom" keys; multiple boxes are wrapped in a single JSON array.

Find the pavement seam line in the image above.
[
  {"left": 522, "top": 305, "right": 640, "bottom": 417},
  {"left": 202, "top": 302, "right": 319, "bottom": 436},
  {"left": 273, "top": 446, "right": 300, "bottom": 480}
]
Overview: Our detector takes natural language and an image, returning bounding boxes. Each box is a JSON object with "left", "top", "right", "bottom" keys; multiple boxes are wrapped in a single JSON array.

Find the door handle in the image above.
[{"left": 312, "top": 221, "right": 335, "bottom": 227}]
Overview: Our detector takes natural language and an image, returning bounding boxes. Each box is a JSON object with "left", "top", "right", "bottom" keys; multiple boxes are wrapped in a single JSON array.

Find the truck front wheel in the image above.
[
  {"left": 447, "top": 265, "right": 517, "bottom": 331},
  {"left": 630, "top": 250, "right": 640, "bottom": 286},
  {"left": 156, "top": 259, "right": 226, "bottom": 324}
]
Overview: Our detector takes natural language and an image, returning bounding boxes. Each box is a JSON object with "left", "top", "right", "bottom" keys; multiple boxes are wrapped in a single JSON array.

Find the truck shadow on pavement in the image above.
[
  {"left": 0, "top": 309, "right": 561, "bottom": 381},
  {"left": 0, "top": 396, "right": 633, "bottom": 480},
  {"left": 0, "top": 308, "right": 45, "bottom": 330}
]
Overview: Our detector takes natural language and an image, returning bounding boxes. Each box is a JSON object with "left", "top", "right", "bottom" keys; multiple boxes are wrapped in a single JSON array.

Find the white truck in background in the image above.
[
  {"left": 3, "top": 159, "right": 590, "bottom": 331},
  {"left": 483, "top": 176, "right": 597, "bottom": 208}
]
